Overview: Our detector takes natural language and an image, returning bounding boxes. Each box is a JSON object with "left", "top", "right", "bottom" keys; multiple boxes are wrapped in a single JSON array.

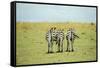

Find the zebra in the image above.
[
  {"left": 46, "top": 27, "right": 64, "bottom": 53},
  {"left": 56, "top": 29, "right": 64, "bottom": 52},
  {"left": 66, "top": 28, "right": 79, "bottom": 52},
  {"left": 46, "top": 27, "right": 57, "bottom": 53}
]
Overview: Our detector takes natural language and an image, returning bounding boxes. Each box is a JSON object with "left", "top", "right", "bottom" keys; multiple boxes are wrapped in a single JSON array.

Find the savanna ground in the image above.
[{"left": 16, "top": 22, "right": 97, "bottom": 65}]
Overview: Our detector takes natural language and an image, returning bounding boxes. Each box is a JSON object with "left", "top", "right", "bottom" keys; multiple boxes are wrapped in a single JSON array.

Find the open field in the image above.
[{"left": 16, "top": 22, "right": 97, "bottom": 65}]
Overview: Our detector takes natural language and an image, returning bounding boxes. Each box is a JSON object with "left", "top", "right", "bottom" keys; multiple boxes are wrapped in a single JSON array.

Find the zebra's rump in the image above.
[
  {"left": 46, "top": 30, "right": 64, "bottom": 42},
  {"left": 57, "top": 32, "right": 64, "bottom": 39},
  {"left": 66, "top": 32, "right": 76, "bottom": 41}
]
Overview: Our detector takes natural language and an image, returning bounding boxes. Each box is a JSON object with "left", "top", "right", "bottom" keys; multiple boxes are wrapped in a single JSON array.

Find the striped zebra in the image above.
[
  {"left": 66, "top": 28, "right": 79, "bottom": 52},
  {"left": 46, "top": 27, "right": 57, "bottom": 53},
  {"left": 46, "top": 27, "right": 64, "bottom": 53},
  {"left": 56, "top": 29, "right": 64, "bottom": 52}
]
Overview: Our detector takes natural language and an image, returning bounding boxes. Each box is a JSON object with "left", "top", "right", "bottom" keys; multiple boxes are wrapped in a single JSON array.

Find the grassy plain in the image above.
[{"left": 16, "top": 22, "right": 97, "bottom": 65}]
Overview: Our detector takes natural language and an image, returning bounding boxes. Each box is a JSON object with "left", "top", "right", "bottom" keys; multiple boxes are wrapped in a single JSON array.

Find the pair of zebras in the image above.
[{"left": 46, "top": 27, "right": 79, "bottom": 53}]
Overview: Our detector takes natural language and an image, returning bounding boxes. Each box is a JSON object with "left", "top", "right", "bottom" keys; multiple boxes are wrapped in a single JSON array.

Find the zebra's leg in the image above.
[
  {"left": 59, "top": 42, "right": 61, "bottom": 52},
  {"left": 71, "top": 40, "right": 74, "bottom": 52},
  {"left": 66, "top": 40, "right": 69, "bottom": 52},
  {"left": 48, "top": 42, "right": 50, "bottom": 53},
  {"left": 69, "top": 41, "right": 72, "bottom": 52},
  {"left": 51, "top": 41, "right": 53, "bottom": 53},
  {"left": 57, "top": 42, "right": 60, "bottom": 52},
  {"left": 61, "top": 41, "right": 63, "bottom": 52}
]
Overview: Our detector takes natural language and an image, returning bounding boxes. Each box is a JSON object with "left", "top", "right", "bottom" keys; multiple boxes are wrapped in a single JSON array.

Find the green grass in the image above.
[{"left": 16, "top": 22, "right": 96, "bottom": 65}]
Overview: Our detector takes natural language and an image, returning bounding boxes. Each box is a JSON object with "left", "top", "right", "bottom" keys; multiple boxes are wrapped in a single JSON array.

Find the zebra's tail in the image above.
[{"left": 56, "top": 41, "right": 58, "bottom": 45}]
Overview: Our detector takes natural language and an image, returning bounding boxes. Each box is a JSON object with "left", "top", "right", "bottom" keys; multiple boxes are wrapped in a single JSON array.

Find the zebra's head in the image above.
[
  {"left": 50, "top": 27, "right": 56, "bottom": 31},
  {"left": 50, "top": 28, "right": 53, "bottom": 32}
]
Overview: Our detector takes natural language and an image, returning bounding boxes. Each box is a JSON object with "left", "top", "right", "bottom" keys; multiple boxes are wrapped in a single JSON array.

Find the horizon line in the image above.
[{"left": 16, "top": 21, "right": 96, "bottom": 23}]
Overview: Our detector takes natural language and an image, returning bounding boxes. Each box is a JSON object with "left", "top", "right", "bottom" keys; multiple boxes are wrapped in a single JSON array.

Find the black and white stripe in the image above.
[
  {"left": 46, "top": 28, "right": 64, "bottom": 53},
  {"left": 56, "top": 30, "right": 64, "bottom": 52},
  {"left": 66, "top": 28, "right": 79, "bottom": 52}
]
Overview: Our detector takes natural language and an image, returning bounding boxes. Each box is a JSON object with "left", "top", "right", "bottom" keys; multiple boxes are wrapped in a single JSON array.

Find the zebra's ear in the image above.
[
  {"left": 51, "top": 27, "right": 53, "bottom": 30},
  {"left": 54, "top": 27, "right": 56, "bottom": 30}
]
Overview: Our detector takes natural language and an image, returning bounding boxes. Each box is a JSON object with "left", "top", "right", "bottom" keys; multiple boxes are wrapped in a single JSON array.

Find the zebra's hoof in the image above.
[
  {"left": 68, "top": 50, "right": 71, "bottom": 52},
  {"left": 47, "top": 52, "right": 50, "bottom": 53},
  {"left": 72, "top": 50, "right": 74, "bottom": 52},
  {"left": 61, "top": 51, "right": 63, "bottom": 52},
  {"left": 66, "top": 50, "right": 68, "bottom": 52},
  {"left": 50, "top": 51, "right": 54, "bottom": 53},
  {"left": 57, "top": 51, "right": 60, "bottom": 53}
]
